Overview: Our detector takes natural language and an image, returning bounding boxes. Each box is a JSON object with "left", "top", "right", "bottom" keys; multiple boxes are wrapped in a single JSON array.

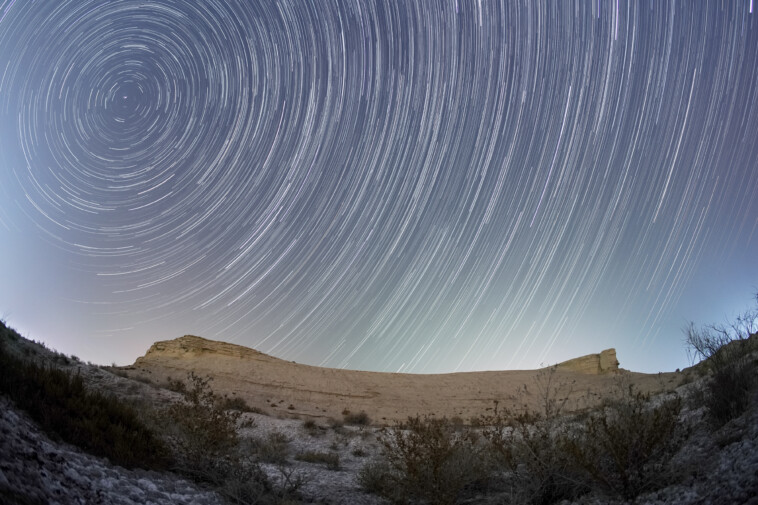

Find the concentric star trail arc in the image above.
[{"left": 0, "top": 1, "right": 756, "bottom": 374}]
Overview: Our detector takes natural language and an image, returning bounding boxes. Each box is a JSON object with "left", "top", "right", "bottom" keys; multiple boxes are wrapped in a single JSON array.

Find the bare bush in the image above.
[
  {"left": 358, "top": 460, "right": 398, "bottom": 499},
  {"left": 164, "top": 373, "right": 246, "bottom": 478},
  {"left": 160, "top": 372, "right": 278, "bottom": 504},
  {"left": 294, "top": 450, "right": 340, "bottom": 470},
  {"left": 564, "top": 385, "right": 685, "bottom": 500},
  {"left": 219, "top": 395, "right": 259, "bottom": 413},
  {"left": 685, "top": 295, "right": 758, "bottom": 425},
  {"left": 533, "top": 366, "right": 574, "bottom": 420},
  {"left": 480, "top": 367, "right": 586, "bottom": 504},
  {"left": 481, "top": 409, "right": 586, "bottom": 505},
  {"left": 255, "top": 430, "right": 291, "bottom": 464},
  {"left": 361, "top": 415, "right": 487, "bottom": 505},
  {"left": 343, "top": 410, "right": 371, "bottom": 426}
]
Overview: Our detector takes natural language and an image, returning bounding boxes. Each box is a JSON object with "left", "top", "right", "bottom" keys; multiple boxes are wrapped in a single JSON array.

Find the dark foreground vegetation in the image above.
[
  {"left": 0, "top": 320, "right": 301, "bottom": 504},
  {"left": 358, "top": 293, "right": 758, "bottom": 505},
  {"left": 684, "top": 298, "right": 758, "bottom": 426},
  {"left": 358, "top": 379, "right": 689, "bottom": 505},
  {"left": 0, "top": 322, "right": 169, "bottom": 470}
]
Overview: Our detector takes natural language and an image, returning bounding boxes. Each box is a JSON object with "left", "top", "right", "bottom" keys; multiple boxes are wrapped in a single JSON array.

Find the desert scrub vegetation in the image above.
[
  {"left": 563, "top": 386, "right": 686, "bottom": 499},
  {"left": 480, "top": 408, "right": 586, "bottom": 504},
  {"left": 478, "top": 386, "right": 686, "bottom": 503},
  {"left": 359, "top": 415, "right": 488, "bottom": 505},
  {"left": 294, "top": 450, "right": 340, "bottom": 470},
  {"left": 474, "top": 367, "right": 588, "bottom": 504},
  {"left": 302, "top": 418, "right": 317, "bottom": 430},
  {"left": 342, "top": 409, "right": 371, "bottom": 426},
  {"left": 301, "top": 417, "right": 327, "bottom": 437},
  {"left": 158, "top": 371, "right": 307, "bottom": 504},
  {"left": 360, "top": 368, "right": 689, "bottom": 504},
  {"left": 0, "top": 323, "right": 300, "bottom": 505},
  {"left": 0, "top": 320, "right": 170, "bottom": 470},
  {"left": 684, "top": 293, "right": 758, "bottom": 426},
  {"left": 253, "top": 430, "right": 291, "bottom": 464},
  {"left": 162, "top": 372, "right": 253, "bottom": 479},
  {"left": 219, "top": 394, "right": 263, "bottom": 413},
  {"left": 478, "top": 371, "right": 585, "bottom": 504}
]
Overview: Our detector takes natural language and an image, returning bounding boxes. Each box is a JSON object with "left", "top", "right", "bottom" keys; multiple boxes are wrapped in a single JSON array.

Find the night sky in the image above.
[{"left": 1, "top": 1, "right": 756, "bottom": 374}]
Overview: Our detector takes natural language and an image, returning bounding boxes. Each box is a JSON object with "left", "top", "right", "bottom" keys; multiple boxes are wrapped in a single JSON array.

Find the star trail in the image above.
[{"left": 1, "top": 1, "right": 756, "bottom": 374}]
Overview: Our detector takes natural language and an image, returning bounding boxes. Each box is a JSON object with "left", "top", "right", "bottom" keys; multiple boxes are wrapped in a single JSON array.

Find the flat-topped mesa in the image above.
[
  {"left": 134, "top": 335, "right": 274, "bottom": 365},
  {"left": 556, "top": 348, "right": 619, "bottom": 374}
]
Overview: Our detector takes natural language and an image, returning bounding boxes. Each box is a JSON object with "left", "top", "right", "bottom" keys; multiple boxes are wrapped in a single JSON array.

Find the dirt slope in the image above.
[{"left": 126, "top": 335, "right": 682, "bottom": 423}]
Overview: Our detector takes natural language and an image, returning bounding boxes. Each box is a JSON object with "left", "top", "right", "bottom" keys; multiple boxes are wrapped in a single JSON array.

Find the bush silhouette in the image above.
[
  {"left": 294, "top": 450, "right": 340, "bottom": 470},
  {"left": 564, "top": 385, "right": 685, "bottom": 499},
  {"left": 361, "top": 415, "right": 486, "bottom": 505},
  {"left": 343, "top": 410, "right": 371, "bottom": 426},
  {"left": 481, "top": 408, "right": 586, "bottom": 504},
  {"left": 685, "top": 294, "right": 758, "bottom": 425},
  {"left": 164, "top": 372, "right": 249, "bottom": 480}
]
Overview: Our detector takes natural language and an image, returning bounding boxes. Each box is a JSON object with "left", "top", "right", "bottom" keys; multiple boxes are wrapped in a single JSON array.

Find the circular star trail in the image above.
[{"left": 1, "top": 1, "right": 757, "bottom": 373}]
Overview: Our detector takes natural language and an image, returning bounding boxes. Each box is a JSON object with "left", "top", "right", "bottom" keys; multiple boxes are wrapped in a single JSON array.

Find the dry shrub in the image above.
[
  {"left": 564, "top": 385, "right": 686, "bottom": 500},
  {"left": 215, "top": 457, "right": 274, "bottom": 505},
  {"left": 162, "top": 372, "right": 276, "bottom": 503},
  {"left": 294, "top": 450, "right": 340, "bottom": 470},
  {"left": 707, "top": 356, "right": 755, "bottom": 425},
  {"left": 0, "top": 321, "right": 169, "bottom": 471},
  {"left": 449, "top": 415, "right": 465, "bottom": 428},
  {"left": 343, "top": 410, "right": 371, "bottom": 426},
  {"left": 479, "top": 375, "right": 686, "bottom": 503},
  {"left": 255, "top": 430, "right": 291, "bottom": 464},
  {"left": 301, "top": 418, "right": 326, "bottom": 437},
  {"left": 164, "top": 373, "right": 246, "bottom": 477},
  {"left": 358, "top": 460, "right": 396, "bottom": 497},
  {"left": 219, "top": 395, "right": 258, "bottom": 413},
  {"left": 360, "top": 415, "right": 486, "bottom": 505},
  {"left": 327, "top": 416, "right": 344, "bottom": 428},
  {"left": 481, "top": 409, "right": 586, "bottom": 505},
  {"left": 685, "top": 298, "right": 758, "bottom": 426},
  {"left": 478, "top": 366, "right": 586, "bottom": 504},
  {"left": 165, "top": 375, "right": 188, "bottom": 393}
]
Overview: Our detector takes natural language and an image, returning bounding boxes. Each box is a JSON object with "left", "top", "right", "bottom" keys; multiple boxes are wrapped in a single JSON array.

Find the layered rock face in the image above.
[
  {"left": 556, "top": 348, "right": 619, "bottom": 374},
  {"left": 127, "top": 336, "right": 675, "bottom": 423},
  {"left": 136, "top": 335, "right": 270, "bottom": 364}
]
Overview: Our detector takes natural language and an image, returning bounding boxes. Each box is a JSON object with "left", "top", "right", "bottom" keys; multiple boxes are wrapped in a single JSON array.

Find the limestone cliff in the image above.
[
  {"left": 135, "top": 335, "right": 274, "bottom": 364},
  {"left": 556, "top": 348, "right": 619, "bottom": 374}
]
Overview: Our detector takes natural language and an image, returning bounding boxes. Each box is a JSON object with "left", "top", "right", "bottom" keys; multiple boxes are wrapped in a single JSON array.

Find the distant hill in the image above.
[{"left": 125, "top": 335, "right": 681, "bottom": 423}]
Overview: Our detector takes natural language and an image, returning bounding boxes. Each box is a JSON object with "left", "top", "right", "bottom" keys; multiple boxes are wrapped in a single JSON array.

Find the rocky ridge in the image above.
[{"left": 128, "top": 336, "right": 666, "bottom": 424}]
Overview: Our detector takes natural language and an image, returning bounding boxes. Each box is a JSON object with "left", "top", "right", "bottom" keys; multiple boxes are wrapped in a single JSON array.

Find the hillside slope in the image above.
[{"left": 126, "top": 335, "right": 680, "bottom": 423}]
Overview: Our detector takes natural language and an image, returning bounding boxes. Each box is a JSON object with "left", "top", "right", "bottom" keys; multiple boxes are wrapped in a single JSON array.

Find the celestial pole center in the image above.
[{"left": 0, "top": 0, "right": 756, "bottom": 374}]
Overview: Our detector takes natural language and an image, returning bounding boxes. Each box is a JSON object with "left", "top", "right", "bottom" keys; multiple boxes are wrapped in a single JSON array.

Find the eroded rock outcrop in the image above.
[
  {"left": 135, "top": 335, "right": 271, "bottom": 364},
  {"left": 556, "top": 348, "right": 619, "bottom": 374}
]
